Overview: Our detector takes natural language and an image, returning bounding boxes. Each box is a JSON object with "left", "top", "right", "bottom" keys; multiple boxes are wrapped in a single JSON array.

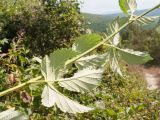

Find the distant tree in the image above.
[{"left": 0, "top": 0, "right": 82, "bottom": 56}]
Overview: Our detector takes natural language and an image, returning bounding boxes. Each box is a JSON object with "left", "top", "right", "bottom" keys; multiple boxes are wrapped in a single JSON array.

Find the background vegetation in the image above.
[
  {"left": 121, "top": 24, "right": 160, "bottom": 65},
  {"left": 0, "top": 0, "right": 160, "bottom": 119},
  {"left": 0, "top": 0, "right": 82, "bottom": 56},
  {"left": 83, "top": 9, "right": 160, "bottom": 32},
  {"left": 83, "top": 10, "right": 160, "bottom": 65}
]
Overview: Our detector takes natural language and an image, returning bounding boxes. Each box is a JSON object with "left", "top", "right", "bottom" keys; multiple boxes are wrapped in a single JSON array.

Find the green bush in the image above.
[{"left": 0, "top": 0, "right": 82, "bottom": 56}]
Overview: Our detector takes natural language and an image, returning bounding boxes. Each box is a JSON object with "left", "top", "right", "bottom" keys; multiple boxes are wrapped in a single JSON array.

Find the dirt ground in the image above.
[{"left": 127, "top": 65, "right": 160, "bottom": 90}]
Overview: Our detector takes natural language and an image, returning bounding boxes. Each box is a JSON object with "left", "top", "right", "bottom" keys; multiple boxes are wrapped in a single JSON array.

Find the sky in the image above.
[{"left": 79, "top": 0, "right": 160, "bottom": 14}]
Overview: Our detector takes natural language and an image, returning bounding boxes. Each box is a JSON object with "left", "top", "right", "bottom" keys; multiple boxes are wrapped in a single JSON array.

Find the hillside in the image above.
[
  {"left": 83, "top": 13, "right": 114, "bottom": 32},
  {"left": 102, "top": 9, "right": 160, "bottom": 16},
  {"left": 83, "top": 9, "right": 160, "bottom": 32}
]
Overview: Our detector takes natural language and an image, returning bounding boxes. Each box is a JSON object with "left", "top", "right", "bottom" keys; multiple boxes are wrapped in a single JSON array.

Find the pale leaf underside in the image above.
[
  {"left": 41, "top": 85, "right": 57, "bottom": 107},
  {"left": 40, "top": 54, "right": 94, "bottom": 113},
  {"left": 128, "top": 0, "right": 137, "bottom": 14},
  {"left": 107, "top": 21, "right": 120, "bottom": 46},
  {"left": 55, "top": 90, "right": 94, "bottom": 113},
  {"left": 41, "top": 85, "right": 94, "bottom": 113},
  {"left": 110, "top": 56, "right": 123, "bottom": 76},
  {"left": 41, "top": 55, "right": 55, "bottom": 81},
  {"left": 134, "top": 16, "right": 158, "bottom": 25},
  {"left": 0, "top": 108, "right": 28, "bottom": 120},
  {"left": 59, "top": 68, "right": 103, "bottom": 93},
  {"left": 75, "top": 53, "right": 108, "bottom": 69}
]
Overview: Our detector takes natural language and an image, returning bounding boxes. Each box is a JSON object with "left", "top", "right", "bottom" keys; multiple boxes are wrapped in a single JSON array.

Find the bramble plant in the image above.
[{"left": 0, "top": 0, "right": 160, "bottom": 119}]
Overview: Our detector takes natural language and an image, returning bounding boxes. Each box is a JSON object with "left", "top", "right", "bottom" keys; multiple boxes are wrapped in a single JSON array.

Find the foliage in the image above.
[
  {"left": 70, "top": 70, "right": 160, "bottom": 120},
  {"left": 0, "top": 0, "right": 82, "bottom": 56},
  {"left": 121, "top": 24, "right": 160, "bottom": 65},
  {"left": 0, "top": 0, "right": 160, "bottom": 119},
  {"left": 28, "top": 70, "right": 160, "bottom": 119},
  {"left": 83, "top": 10, "right": 160, "bottom": 32},
  {"left": 119, "top": 0, "right": 137, "bottom": 15},
  {"left": 0, "top": 108, "right": 28, "bottom": 120},
  {"left": 118, "top": 48, "right": 153, "bottom": 65},
  {"left": 72, "top": 34, "right": 101, "bottom": 52},
  {"left": 0, "top": 39, "right": 40, "bottom": 117}
]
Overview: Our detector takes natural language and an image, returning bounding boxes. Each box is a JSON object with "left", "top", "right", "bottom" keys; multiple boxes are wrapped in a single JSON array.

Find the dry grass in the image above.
[
  {"left": 127, "top": 65, "right": 160, "bottom": 75},
  {"left": 143, "top": 66, "right": 160, "bottom": 74}
]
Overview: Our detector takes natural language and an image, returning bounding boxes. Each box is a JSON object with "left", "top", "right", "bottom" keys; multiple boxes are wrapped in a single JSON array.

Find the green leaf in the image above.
[
  {"left": 118, "top": 49, "right": 153, "bottom": 64},
  {"left": 119, "top": 0, "right": 130, "bottom": 15},
  {"left": 59, "top": 68, "right": 103, "bottom": 93},
  {"left": 72, "top": 34, "right": 101, "bottom": 53},
  {"left": 75, "top": 53, "right": 109, "bottom": 69},
  {"left": 41, "top": 85, "right": 94, "bottom": 113},
  {"left": 136, "top": 104, "right": 146, "bottom": 111},
  {"left": 106, "top": 109, "right": 117, "bottom": 117},
  {"left": 41, "top": 55, "right": 55, "bottom": 81},
  {"left": 0, "top": 38, "right": 8, "bottom": 45},
  {"left": 119, "top": 0, "right": 137, "bottom": 15},
  {"left": 50, "top": 48, "right": 79, "bottom": 70},
  {"left": 0, "top": 108, "right": 29, "bottom": 120}
]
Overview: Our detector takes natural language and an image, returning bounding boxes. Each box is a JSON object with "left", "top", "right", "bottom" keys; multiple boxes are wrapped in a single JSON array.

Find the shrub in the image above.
[{"left": 0, "top": 0, "right": 82, "bottom": 56}]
